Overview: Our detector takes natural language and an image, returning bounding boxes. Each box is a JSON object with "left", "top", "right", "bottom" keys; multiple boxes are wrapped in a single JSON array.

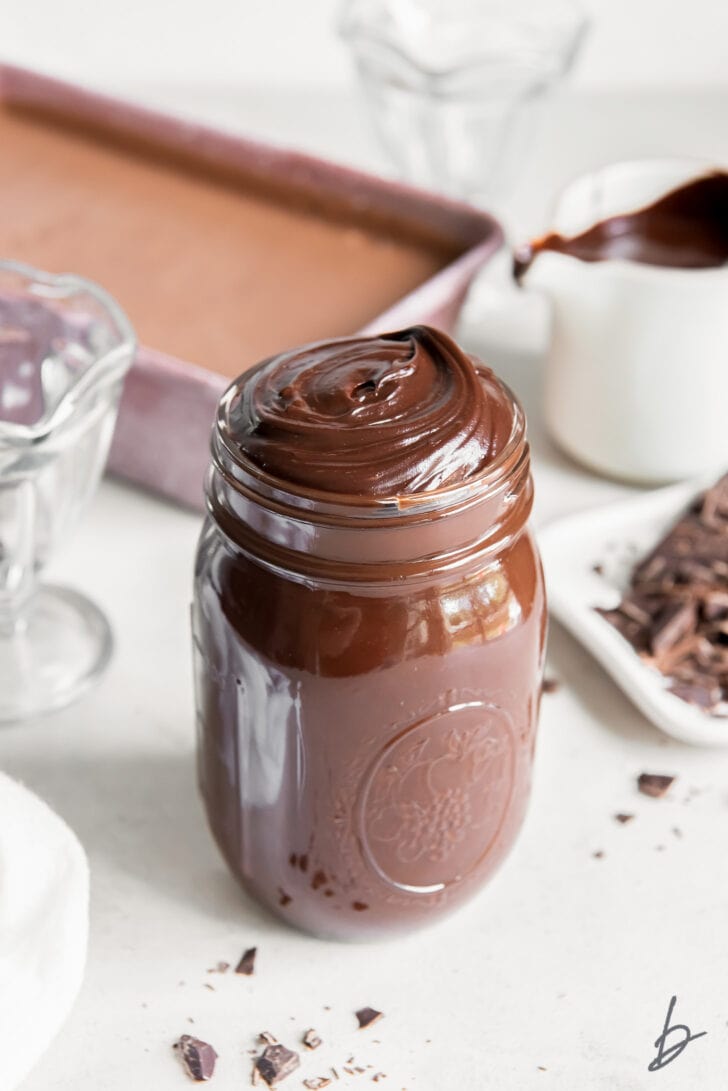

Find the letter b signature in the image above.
[{"left": 648, "top": 995, "right": 706, "bottom": 1072}]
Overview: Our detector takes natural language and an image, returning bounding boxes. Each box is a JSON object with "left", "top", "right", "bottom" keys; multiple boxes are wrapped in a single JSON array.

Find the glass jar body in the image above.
[{"left": 192, "top": 501, "right": 545, "bottom": 940}]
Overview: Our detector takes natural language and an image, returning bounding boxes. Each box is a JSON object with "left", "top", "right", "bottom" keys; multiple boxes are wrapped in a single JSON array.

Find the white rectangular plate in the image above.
[{"left": 538, "top": 477, "right": 728, "bottom": 747}]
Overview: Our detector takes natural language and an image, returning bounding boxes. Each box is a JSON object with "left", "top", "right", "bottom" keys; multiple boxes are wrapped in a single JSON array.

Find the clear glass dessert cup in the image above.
[
  {"left": 0, "top": 260, "right": 135, "bottom": 723},
  {"left": 339, "top": 0, "right": 588, "bottom": 206}
]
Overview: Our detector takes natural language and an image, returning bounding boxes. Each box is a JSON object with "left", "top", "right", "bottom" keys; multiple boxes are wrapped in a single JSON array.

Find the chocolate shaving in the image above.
[
  {"left": 253, "top": 1043, "right": 300, "bottom": 1086},
  {"left": 541, "top": 677, "right": 560, "bottom": 695},
  {"left": 622, "top": 599, "right": 652, "bottom": 626},
  {"left": 638, "top": 773, "right": 675, "bottom": 798},
  {"left": 597, "top": 472, "right": 728, "bottom": 715},
  {"left": 236, "top": 946, "right": 257, "bottom": 975},
  {"left": 355, "top": 1007, "right": 383, "bottom": 1030},
  {"left": 207, "top": 961, "right": 230, "bottom": 973},
  {"left": 614, "top": 813, "right": 634, "bottom": 824},
  {"left": 175, "top": 1035, "right": 218, "bottom": 1081},
  {"left": 704, "top": 591, "right": 728, "bottom": 621},
  {"left": 650, "top": 601, "right": 697, "bottom": 656},
  {"left": 258, "top": 1031, "right": 278, "bottom": 1046},
  {"left": 702, "top": 474, "right": 728, "bottom": 526},
  {"left": 670, "top": 679, "right": 722, "bottom": 708},
  {"left": 302, "top": 1028, "right": 322, "bottom": 1050},
  {"left": 303, "top": 1080, "right": 331, "bottom": 1090}
]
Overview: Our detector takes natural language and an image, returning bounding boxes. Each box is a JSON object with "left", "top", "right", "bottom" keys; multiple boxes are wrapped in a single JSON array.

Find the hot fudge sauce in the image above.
[
  {"left": 514, "top": 171, "right": 728, "bottom": 280},
  {"left": 192, "top": 326, "right": 545, "bottom": 938}
]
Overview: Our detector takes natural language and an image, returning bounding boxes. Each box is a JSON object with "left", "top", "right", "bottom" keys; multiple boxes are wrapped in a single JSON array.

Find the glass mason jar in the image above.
[{"left": 192, "top": 361, "right": 545, "bottom": 940}]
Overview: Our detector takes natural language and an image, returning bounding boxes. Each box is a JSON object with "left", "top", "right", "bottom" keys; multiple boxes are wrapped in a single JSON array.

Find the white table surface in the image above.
[{"left": 2, "top": 85, "right": 728, "bottom": 1091}]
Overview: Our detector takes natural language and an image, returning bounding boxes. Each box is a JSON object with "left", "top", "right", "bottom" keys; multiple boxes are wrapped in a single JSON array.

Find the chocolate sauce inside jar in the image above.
[
  {"left": 192, "top": 326, "right": 546, "bottom": 939},
  {"left": 514, "top": 171, "right": 728, "bottom": 281}
]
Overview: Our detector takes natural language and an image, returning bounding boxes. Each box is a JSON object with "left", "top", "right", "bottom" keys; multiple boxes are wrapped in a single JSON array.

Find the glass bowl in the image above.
[{"left": 0, "top": 260, "right": 136, "bottom": 722}]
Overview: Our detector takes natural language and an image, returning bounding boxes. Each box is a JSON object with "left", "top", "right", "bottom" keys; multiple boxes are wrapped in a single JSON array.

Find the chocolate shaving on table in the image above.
[
  {"left": 207, "top": 961, "right": 230, "bottom": 973},
  {"left": 638, "top": 773, "right": 675, "bottom": 798},
  {"left": 614, "top": 813, "right": 634, "bottom": 824},
  {"left": 258, "top": 1031, "right": 278, "bottom": 1046},
  {"left": 174, "top": 1035, "right": 218, "bottom": 1081},
  {"left": 302, "top": 1028, "right": 322, "bottom": 1050},
  {"left": 303, "top": 1079, "right": 332, "bottom": 1090},
  {"left": 355, "top": 1007, "right": 383, "bottom": 1030},
  {"left": 597, "top": 472, "right": 728, "bottom": 715},
  {"left": 253, "top": 1043, "right": 300, "bottom": 1086},
  {"left": 236, "top": 946, "right": 257, "bottom": 975}
]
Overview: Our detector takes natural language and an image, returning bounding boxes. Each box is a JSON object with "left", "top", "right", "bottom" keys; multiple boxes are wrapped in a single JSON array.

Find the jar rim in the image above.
[{"left": 212, "top": 365, "right": 528, "bottom": 524}]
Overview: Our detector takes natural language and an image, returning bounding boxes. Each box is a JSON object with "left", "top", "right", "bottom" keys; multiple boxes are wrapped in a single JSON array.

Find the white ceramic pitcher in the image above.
[{"left": 518, "top": 158, "right": 728, "bottom": 484}]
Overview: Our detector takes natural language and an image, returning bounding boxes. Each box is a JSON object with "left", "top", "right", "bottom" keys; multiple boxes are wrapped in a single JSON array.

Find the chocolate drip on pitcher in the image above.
[{"left": 514, "top": 171, "right": 728, "bottom": 281}]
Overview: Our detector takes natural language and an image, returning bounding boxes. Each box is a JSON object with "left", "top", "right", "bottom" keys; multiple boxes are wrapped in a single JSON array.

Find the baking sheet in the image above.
[{"left": 0, "top": 65, "right": 503, "bottom": 506}]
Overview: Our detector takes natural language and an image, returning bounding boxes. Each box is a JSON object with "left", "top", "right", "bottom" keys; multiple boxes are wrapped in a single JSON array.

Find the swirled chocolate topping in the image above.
[{"left": 228, "top": 326, "right": 514, "bottom": 498}]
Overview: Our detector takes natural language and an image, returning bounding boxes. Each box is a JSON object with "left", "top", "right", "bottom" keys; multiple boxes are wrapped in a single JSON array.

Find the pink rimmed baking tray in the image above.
[{"left": 0, "top": 64, "right": 503, "bottom": 509}]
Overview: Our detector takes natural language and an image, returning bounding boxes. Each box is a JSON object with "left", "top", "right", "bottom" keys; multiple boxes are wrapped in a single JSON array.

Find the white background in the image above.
[{"left": 1, "top": 0, "right": 728, "bottom": 90}]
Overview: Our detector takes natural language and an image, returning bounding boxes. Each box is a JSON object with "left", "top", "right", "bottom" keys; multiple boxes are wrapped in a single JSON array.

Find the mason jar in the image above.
[{"left": 192, "top": 329, "right": 546, "bottom": 939}]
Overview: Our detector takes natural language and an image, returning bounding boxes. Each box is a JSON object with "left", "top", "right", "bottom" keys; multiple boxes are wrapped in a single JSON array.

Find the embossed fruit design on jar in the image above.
[
  {"left": 192, "top": 326, "right": 545, "bottom": 939},
  {"left": 362, "top": 703, "right": 515, "bottom": 893}
]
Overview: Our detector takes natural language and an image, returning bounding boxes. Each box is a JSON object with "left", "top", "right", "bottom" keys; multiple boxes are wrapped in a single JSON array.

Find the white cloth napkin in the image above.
[{"left": 0, "top": 771, "right": 89, "bottom": 1091}]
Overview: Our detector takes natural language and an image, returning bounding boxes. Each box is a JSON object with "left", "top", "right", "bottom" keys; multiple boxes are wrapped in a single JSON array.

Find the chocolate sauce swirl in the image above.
[{"left": 227, "top": 326, "right": 514, "bottom": 498}]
